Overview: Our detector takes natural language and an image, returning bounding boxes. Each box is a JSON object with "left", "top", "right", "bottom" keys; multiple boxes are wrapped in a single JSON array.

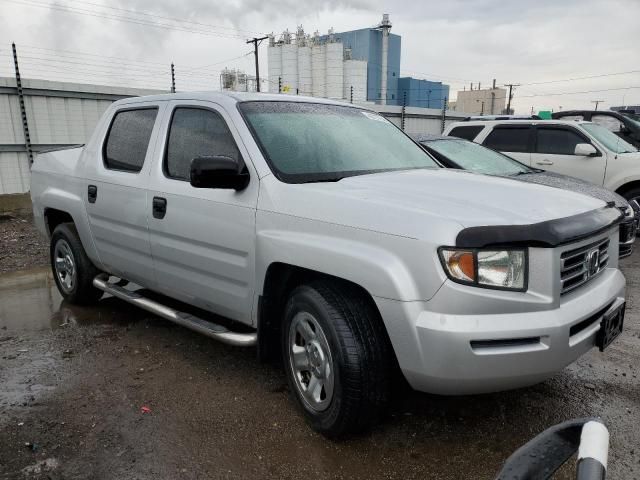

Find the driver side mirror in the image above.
[
  {"left": 574, "top": 143, "right": 598, "bottom": 157},
  {"left": 190, "top": 156, "right": 249, "bottom": 190}
]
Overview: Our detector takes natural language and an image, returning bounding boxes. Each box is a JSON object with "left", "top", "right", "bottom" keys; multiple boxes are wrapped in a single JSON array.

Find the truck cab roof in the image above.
[{"left": 113, "top": 91, "right": 363, "bottom": 109}]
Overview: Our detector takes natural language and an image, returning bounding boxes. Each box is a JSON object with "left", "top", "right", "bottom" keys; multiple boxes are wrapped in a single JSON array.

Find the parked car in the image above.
[
  {"left": 444, "top": 119, "right": 640, "bottom": 204},
  {"left": 552, "top": 110, "right": 640, "bottom": 149},
  {"left": 31, "top": 93, "right": 626, "bottom": 436},
  {"left": 414, "top": 134, "right": 637, "bottom": 257}
]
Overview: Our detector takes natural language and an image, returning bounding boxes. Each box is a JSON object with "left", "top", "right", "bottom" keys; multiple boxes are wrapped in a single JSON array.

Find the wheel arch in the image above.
[
  {"left": 38, "top": 188, "right": 103, "bottom": 269},
  {"left": 44, "top": 207, "right": 75, "bottom": 236},
  {"left": 257, "top": 262, "right": 396, "bottom": 366},
  {"left": 615, "top": 180, "right": 640, "bottom": 199}
]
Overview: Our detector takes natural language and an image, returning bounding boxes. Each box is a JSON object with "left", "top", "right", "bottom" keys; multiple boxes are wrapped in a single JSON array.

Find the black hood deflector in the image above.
[{"left": 456, "top": 204, "right": 623, "bottom": 248}]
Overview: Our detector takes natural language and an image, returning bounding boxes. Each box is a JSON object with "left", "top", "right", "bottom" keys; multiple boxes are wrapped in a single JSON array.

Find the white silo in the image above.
[
  {"left": 325, "top": 40, "right": 344, "bottom": 100},
  {"left": 343, "top": 59, "right": 368, "bottom": 103},
  {"left": 296, "top": 28, "right": 312, "bottom": 96},
  {"left": 267, "top": 34, "right": 282, "bottom": 93},
  {"left": 311, "top": 37, "right": 326, "bottom": 98},
  {"left": 281, "top": 30, "right": 298, "bottom": 94}
]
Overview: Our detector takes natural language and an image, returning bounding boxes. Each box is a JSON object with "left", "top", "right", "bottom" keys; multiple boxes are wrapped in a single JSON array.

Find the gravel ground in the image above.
[
  {"left": 0, "top": 218, "right": 639, "bottom": 479},
  {"left": 0, "top": 213, "right": 48, "bottom": 275}
]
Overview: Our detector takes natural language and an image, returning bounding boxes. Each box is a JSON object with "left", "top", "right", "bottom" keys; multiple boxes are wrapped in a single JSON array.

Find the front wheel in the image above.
[
  {"left": 282, "top": 281, "right": 392, "bottom": 437},
  {"left": 50, "top": 223, "right": 103, "bottom": 305}
]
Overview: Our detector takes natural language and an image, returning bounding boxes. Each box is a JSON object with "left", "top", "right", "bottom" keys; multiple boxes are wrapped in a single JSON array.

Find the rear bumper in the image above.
[{"left": 375, "top": 268, "right": 625, "bottom": 395}]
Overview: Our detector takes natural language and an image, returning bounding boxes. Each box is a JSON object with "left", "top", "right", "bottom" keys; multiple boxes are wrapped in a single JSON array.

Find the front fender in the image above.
[{"left": 255, "top": 227, "right": 442, "bottom": 303}]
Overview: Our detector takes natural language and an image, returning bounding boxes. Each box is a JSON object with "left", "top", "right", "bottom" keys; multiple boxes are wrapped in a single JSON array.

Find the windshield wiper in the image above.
[{"left": 301, "top": 176, "right": 345, "bottom": 184}]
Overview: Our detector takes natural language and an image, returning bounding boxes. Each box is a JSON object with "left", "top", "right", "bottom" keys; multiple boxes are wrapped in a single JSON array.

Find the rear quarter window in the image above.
[
  {"left": 483, "top": 127, "right": 531, "bottom": 152},
  {"left": 448, "top": 125, "right": 484, "bottom": 141},
  {"left": 103, "top": 108, "right": 158, "bottom": 172}
]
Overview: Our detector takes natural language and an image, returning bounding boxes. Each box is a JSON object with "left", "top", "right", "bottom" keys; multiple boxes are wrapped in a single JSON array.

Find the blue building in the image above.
[
  {"left": 320, "top": 16, "right": 449, "bottom": 108},
  {"left": 326, "top": 28, "right": 402, "bottom": 105},
  {"left": 397, "top": 78, "right": 450, "bottom": 110}
]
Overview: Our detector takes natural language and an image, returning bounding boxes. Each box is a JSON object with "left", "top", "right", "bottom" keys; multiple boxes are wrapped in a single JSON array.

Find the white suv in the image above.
[{"left": 444, "top": 120, "right": 640, "bottom": 203}]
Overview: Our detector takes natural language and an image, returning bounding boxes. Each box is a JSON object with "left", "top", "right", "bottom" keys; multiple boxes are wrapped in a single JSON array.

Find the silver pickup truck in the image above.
[{"left": 31, "top": 93, "right": 626, "bottom": 436}]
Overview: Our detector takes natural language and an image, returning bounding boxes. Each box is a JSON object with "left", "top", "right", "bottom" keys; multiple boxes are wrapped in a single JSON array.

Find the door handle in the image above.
[
  {"left": 152, "top": 196, "right": 167, "bottom": 219},
  {"left": 88, "top": 185, "right": 97, "bottom": 203},
  {"left": 536, "top": 160, "right": 554, "bottom": 166}
]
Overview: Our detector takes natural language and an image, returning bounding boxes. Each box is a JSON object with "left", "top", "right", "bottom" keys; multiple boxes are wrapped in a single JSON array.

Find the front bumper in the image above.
[{"left": 375, "top": 267, "right": 625, "bottom": 395}]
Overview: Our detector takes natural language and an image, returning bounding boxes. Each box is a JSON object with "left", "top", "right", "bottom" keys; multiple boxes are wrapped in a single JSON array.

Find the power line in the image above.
[
  {"left": 3, "top": 0, "right": 249, "bottom": 39},
  {"left": 516, "top": 86, "right": 640, "bottom": 98},
  {"left": 522, "top": 70, "right": 640, "bottom": 86},
  {"left": 57, "top": 0, "right": 263, "bottom": 36}
]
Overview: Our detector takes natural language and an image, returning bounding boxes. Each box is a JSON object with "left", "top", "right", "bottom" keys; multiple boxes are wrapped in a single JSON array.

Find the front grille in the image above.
[{"left": 560, "top": 238, "right": 610, "bottom": 295}]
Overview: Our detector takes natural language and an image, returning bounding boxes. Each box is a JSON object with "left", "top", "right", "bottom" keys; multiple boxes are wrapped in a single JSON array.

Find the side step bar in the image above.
[{"left": 92, "top": 274, "right": 257, "bottom": 347}]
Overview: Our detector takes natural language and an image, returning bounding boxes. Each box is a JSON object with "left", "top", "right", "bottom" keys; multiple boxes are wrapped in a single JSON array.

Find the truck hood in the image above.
[
  {"left": 503, "top": 170, "right": 629, "bottom": 210},
  {"left": 262, "top": 168, "right": 607, "bottom": 241}
]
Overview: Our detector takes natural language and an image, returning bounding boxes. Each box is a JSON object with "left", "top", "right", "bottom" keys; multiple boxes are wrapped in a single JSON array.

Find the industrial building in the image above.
[
  {"left": 267, "top": 14, "right": 449, "bottom": 108},
  {"left": 453, "top": 82, "right": 507, "bottom": 115},
  {"left": 267, "top": 27, "right": 368, "bottom": 102},
  {"left": 220, "top": 68, "right": 258, "bottom": 93},
  {"left": 397, "top": 78, "right": 449, "bottom": 110}
]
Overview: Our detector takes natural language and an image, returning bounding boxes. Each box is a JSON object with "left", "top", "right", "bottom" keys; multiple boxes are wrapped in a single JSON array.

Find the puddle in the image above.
[
  {"left": 0, "top": 268, "right": 63, "bottom": 332},
  {"left": 0, "top": 267, "right": 141, "bottom": 333}
]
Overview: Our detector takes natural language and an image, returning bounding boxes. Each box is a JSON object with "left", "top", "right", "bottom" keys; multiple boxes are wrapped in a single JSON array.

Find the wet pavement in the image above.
[{"left": 1, "top": 258, "right": 639, "bottom": 479}]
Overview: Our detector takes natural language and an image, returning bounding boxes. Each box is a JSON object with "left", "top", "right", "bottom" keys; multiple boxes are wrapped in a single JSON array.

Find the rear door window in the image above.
[
  {"left": 447, "top": 125, "right": 484, "bottom": 141},
  {"left": 104, "top": 108, "right": 158, "bottom": 172},
  {"left": 536, "top": 127, "right": 586, "bottom": 155},
  {"left": 483, "top": 126, "right": 531, "bottom": 152}
]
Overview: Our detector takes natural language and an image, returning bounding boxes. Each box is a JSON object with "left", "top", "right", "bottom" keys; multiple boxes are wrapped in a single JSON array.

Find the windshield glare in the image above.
[
  {"left": 239, "top": 101, "right": 438, "bottom": 182},
  {"left": 427, "top": 139, "right": 531, "bottom": 176},
  {"left": 581, "top": 122, "right": 638, "bottom": 154}
]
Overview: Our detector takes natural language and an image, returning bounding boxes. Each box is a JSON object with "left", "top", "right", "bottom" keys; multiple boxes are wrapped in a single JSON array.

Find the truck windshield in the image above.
[
  {"left": 581, "top": 122, "right": 638, "bottom": 154},
  {"left": 239, "top": 101, "right": 438, "bottom": 183},
  {"left": 425, "top": 138, "right": 532, "bottom": 176}
]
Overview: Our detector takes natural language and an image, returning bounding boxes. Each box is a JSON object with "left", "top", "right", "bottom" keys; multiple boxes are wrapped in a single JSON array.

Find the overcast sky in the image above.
[{"left": 1, "top": 0, "right": 638, "bottom": 113}]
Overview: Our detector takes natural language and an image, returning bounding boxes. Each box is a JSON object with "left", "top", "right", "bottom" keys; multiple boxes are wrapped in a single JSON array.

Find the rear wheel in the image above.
[
  {"left": 282, "top": 280, "right": 391, "bottom": 437},
  {"left": 50, "top": 223, "right": 103, "bottom": 304}
]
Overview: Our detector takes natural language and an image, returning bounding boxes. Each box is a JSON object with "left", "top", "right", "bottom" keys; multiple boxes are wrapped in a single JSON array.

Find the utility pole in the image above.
[
  {"left": 278, "top": 76, "right": 282, "bottom": 94},
  {"left": 246, "top": 36, "right": 269, "bottom": 92},
  {"left": 591, "top": 100, "right": 604, "bottom": 111},
  {"left": 350, "top": 85, "right": 353, "bottom": 104},
  {"left": 170, "top": 62, "right": 176, "bottom": 93},
  {"left": 503, "top": 83, "right": 520, "bottom": 115},
  {"left": 12, "top": 43, "right": 33, "bottom": 165}
]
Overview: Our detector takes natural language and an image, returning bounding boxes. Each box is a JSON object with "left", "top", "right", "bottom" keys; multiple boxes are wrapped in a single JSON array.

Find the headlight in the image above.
[{"left": 439, "top": 248, "right": 527, "bottom": 291}]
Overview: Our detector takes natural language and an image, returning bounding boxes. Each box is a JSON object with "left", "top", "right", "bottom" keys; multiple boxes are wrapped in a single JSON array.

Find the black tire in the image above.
[
  {"left": 621, "top": 186, "right": 640, "bottom": 205},
  {"left": 282, "top": 280, "right": 392, "bottom": 437},
  {"left": 50, "top": 223, "right": 103, "bottom": 305}
]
